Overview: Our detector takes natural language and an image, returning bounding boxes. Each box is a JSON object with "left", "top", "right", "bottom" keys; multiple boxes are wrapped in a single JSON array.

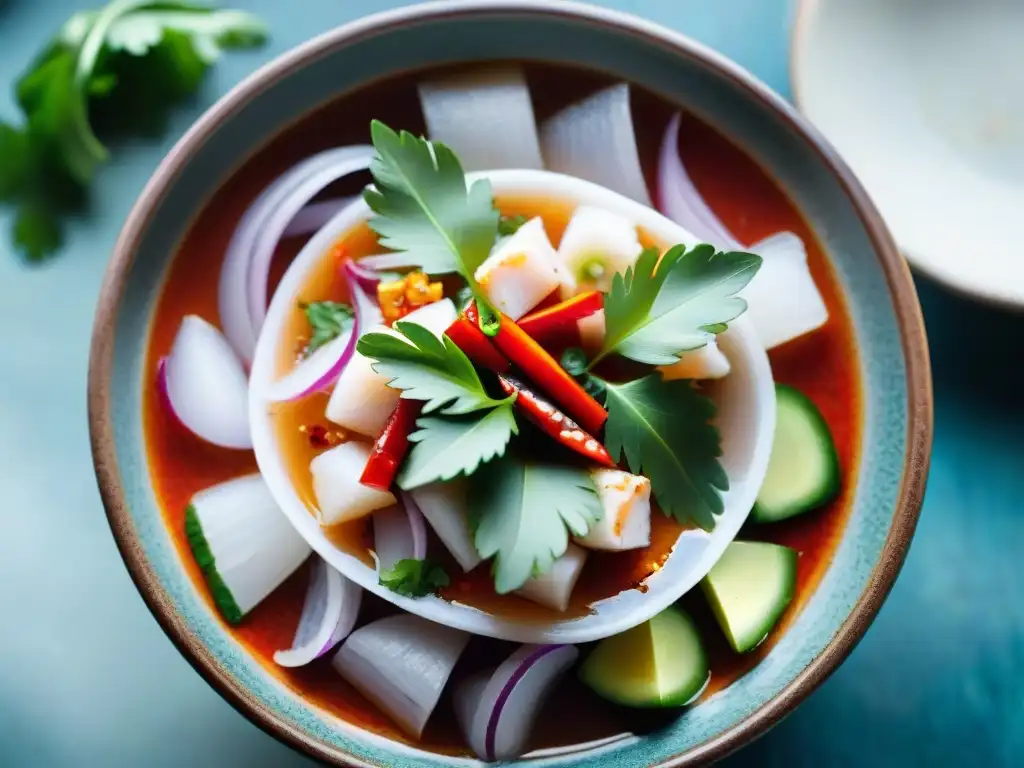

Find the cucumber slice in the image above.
[
  {"left": 752, "top": 384, "right": 840, "bottom": 523},
  {"left": 701, "top": 541, "right": 797, "bottom": 653},
  {"left": 578, "top": 606, "right": 708, "bottom": 708},
  {"left": 186, "top": 474, "right": 311, "bottom": 624}
]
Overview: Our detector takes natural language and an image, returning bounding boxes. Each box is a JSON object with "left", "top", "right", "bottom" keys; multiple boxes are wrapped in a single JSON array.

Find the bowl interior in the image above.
[
  {"left": 96, "top": 4, "right": 923, "bottom": 766},
  {"left": 249, "top": 168, "right": 776, "bottom": 645}
]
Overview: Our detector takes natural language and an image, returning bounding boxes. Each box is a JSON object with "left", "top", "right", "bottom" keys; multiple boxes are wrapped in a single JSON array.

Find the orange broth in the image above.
[{"left": 142, "top": 65, "right": 861, "bottom": 754}]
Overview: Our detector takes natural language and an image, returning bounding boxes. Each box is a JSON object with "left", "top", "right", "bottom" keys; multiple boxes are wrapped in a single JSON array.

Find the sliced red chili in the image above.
[
  {"left": 444, "top": 316, "right": 510, "bottom": 373},
  {"left": 517, "top": 291, "right": 603, "bottom": 344},
  {"left": 498, "top": 374, "right": 615, "bottom": 468},
  {"left": 467, "top": 302, "right": 608, "bottom": 435},
  {"left": 359, "top": 399, "right": 422, "bottom": 491}
]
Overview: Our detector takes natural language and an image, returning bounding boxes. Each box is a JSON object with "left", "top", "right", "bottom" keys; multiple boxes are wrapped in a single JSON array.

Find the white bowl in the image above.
[
  {"left": 793, "top": 0, "right": 1024, "bottom": 308},
  {"left": 250, "top": 169, "right": 775, "bottom": 643}
]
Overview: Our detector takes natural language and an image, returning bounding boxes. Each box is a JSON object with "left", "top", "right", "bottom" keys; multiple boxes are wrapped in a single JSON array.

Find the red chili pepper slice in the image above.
[
  {"left": 498, "top": 374, "right": 615, "bottom": 468},
  {"left": 517, "top": 291, "right": 603, "bottom": 344},
  {"left": 466, "top": 302, "right": 608, "bottom": 435},
  {"left": 359, "top": 399, "right": 422, "bottom": 491},
  {"left": 444, "top": 316, "right": 510, "bottom": 373}
]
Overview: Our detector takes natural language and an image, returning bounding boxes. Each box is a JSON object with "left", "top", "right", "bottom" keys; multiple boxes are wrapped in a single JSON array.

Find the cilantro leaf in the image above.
[
  {"left": 16, "top": 44, "right": 103, "bottom": 184},
  {"left": 1, "top": 2, "right": 267, "bottom": 261},
  {"left": 594, "top": 244, "right": 761, "bottom": 368},
  {"left": 497, "top": 214, "right": 528, "bottom": 237},
  {"left": 101, "top": 7, "right": 268, "bottom": 63},
  {"left": 0, "top": 124, "right": 31, "bottom": 201},
  {"left": 358, "top": 322, "right": 510, "bottom": 415},
  {"left": 602, "top": 374, "right": 727, "bottom": 530},
  {"left": 379, "top": 558, "right": 450, "bottom": 598},
  {"left": 454, "top": 282, "right": 475, "bottom": 311},
  {"left": 301, "top": 300, "right": 354, "bottom": 355},
  {"left": 469, "top": 457, "right": 602, "bottom": 593},
  {"left": 363, "top": 120, "right": 498, "bottom": 274},
  {"left": 362, "top": 121, "right": 502, "bottom": 332},
  {"left": 13, "top": 204, "right": 63, "bottom": 261},
  {"left": 397, "top": 405, "right": 518, "bottom": 490}
]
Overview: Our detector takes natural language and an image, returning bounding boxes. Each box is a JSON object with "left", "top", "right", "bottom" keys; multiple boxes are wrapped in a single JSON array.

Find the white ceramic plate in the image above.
[
  {"left": 249, "top": 169, "right": 776, "bottom": 645},
  {"left": 793, "top": 0, "right": 1024, "bottom": 308}
]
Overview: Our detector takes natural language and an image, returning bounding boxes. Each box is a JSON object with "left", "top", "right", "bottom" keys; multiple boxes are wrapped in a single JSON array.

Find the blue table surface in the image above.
[{"left": 2, "top": 1, "right": 1022, "bottom": 766}]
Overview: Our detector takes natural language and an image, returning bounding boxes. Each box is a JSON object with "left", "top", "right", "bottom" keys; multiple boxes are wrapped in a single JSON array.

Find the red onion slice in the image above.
[
  {"left": 273, "top": 557, "right": 362, "bottom": 667},
  {"left": 742, "top": 231, "right": 829, "bottom": 348},
  {"left": 345, "top": 259, "right": 388, "bottom": 292},
  {"left": 351, "top": 250, "right": 424, "bottom": 271},
  {"left": 218, "top": 146, "right": 373, "bottom": 364},
  {"left": 540, "top": 83, "right": 652, "bottom": 206},
  {"left": 419, "top": 65, "right": 545, "bottom": 171},
  {"left": 283, "top": 197, "right": 356, "bottom": 238},
  {"left": 263, "top": 328, "right": 353, "bottom": 402},
  {"left": 656, "top": 113, "right": 829, "bottom": 348},
  {"left": 453, "top": 670, "right": 491, "bottom": 752},
  {"left": 409, "top": 480, "right": 482, "bottom": 572},
  {"left": 159, "top": 315, "right": 251, "bottom": 449},
  {"left": 656, "top": 112, "right": 741, "bottom": 249},
  {"left": 456, "top": 644, "right": 579, "bottom": 762},
  {"left": 372, "top": 494, "right": 428, "bottom": 573},
  {"left": 514, "top": 543, "right": 587, "bottom": 612},
  {"left": 262, "top": 266, "right": 382, "bottom": 403},
  {"left": 248, "top": 150, "right": 373, "bottom": 339},
  {"left": 332, "top": 614, "right": 470, "bottom": 739},
  {"left": 346, "top": 263, "right": 386, "bottom": 326}
]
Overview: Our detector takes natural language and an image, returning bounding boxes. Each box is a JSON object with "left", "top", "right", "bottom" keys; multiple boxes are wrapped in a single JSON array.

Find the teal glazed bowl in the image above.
[{"left": 88, "top": 1, "right": 932, "bottom": 765}]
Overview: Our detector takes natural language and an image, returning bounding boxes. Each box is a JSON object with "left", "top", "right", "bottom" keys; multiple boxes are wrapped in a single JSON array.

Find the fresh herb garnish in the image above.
[
  {"left": 379, "top": 557, "right": 450, "bottom": 598},
  {"left": 592, "top": 244, "right": 761, "bottom": 368},
  {"left": 1, "top": 1, "right": 267, "bottom": 261},
  {"left": 358, "top": 322, "right": 511, "bottom": 415},
  {"left": 300, "top": 300, "right": 354, "bottom": 355},
  {"left": 362, "top": 120, "right": 502, "bottom": 333},
  {"left": 602, "top": 374, "right": 727, "bottom": 530},
  {"left": 497, "top": 214, "right": 528, "bottom": 237},
  {"left": 560, "top": 347, "right": 589, "bottom": 377},
  {"left": 469, "top": 457, "right": 602, "bottom": 593},
  {"left": 398, "top": 406, "right": 518, "bottom": 490},
  {"left": 454, "top": 282, "right": 475, "bottom": 310}
]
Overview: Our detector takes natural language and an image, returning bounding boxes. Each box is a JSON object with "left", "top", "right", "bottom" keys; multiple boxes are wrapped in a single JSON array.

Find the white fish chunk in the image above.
[
  {"left": 574, "top": 469, "right": 651, "bottom": 551},
  {"left": 311, "top": 441, "right": 397, "bottom": 525},
  {"left": 476, "top": 218, "right": 561, "bottom": 319}
]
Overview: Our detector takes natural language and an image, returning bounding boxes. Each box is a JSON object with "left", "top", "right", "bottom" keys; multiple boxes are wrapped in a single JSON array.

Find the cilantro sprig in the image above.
[
  {"left": 398, "top": 407, "right": 518, "bottom": 490},
  {"left": 602, "top": 375, "right": 727, "bottom": 530},
  {"left": 556, "top": 241, "right": 757, "bottom": 529},
  {"left": 591, "top": 244, "right": 761, "bottom": 369},
  {"left": 379, "top": 558, "right": 450, "bottom": 598},
  {"left": 1, "top": 1, "right": 267, "bottom": 261},
  {"left": 469, "top": 457, "right": 602, "bottom": 593},
  {"left": 357, "top": 321, "right": 519, "bottom": 489},
  {"left": 362, "top": 120, "right": 502, "bottom": 333},
  {"left": 497, "top": 214, "right": 528, "bottom": 237},
  {"left": 301, "top": 300, "right": 353, "bottom": 355},
  {"left": 358, "top": 321, "right": 511, "bottom": 415}
]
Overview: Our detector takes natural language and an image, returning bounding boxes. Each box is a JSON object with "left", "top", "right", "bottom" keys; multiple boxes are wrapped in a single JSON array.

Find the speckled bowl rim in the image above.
[{"left": 88, "top": 1, "right": 933, "bottom": 766}]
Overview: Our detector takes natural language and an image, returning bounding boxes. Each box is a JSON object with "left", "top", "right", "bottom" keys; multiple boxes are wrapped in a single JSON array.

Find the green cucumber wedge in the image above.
[
  {"left": 752, "top": 384, "right": 840, "bottom": 523},
  {"left": 578, "top": 606, "right": 708, "bottom": 708},
  {"left": 701, "top": 541, "right": 797, "bottom": 653},
  {"left": 186, "top": 474, "right": 311, "bottom": 624}
]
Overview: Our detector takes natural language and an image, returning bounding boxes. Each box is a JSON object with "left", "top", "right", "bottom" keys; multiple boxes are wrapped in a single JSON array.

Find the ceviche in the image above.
[{"left": 145, "top": 64, "right": 858, "bottom": 759}]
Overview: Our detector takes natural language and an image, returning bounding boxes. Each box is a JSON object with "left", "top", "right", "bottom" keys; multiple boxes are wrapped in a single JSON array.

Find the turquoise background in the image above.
[{"left": 0, "top": 1, "right": 1019, "bottom": 766}]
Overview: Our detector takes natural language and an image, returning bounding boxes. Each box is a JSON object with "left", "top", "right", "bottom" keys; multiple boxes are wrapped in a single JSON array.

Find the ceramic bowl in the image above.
[
  {"left": 792, "top": 0, "right": 1024, "bottom": 309},
  {"left": 89, "top": 1, "right": 932, "bottom": 765},
  {"left": 250, "top": 168, "right": 777, "bottom": 644}
]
